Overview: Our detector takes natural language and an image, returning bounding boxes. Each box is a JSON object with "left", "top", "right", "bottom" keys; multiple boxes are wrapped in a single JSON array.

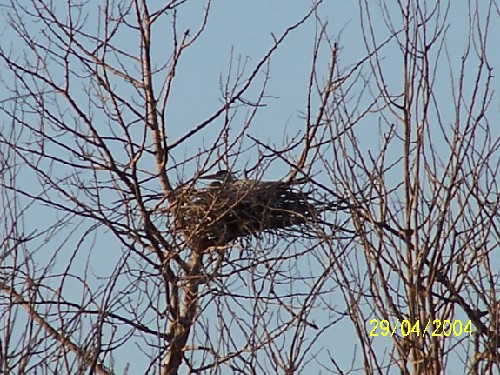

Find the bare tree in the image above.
[{"left": 1, "top": 0, "right": 498, "bottom": 374}]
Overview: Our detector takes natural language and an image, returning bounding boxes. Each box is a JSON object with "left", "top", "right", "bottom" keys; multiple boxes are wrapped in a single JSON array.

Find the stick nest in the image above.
[{"left": 171, "top": 179, "right": 318, "bottom": 247}]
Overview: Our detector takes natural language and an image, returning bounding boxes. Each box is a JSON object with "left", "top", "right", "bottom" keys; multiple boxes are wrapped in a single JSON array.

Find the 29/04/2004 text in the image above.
[{"left": 368, "top": 319, "right": 473, "bottom": 337}]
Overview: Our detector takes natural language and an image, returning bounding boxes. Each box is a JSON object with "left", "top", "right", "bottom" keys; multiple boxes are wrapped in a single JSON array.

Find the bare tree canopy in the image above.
[{"left": 1, "top": 0, "right": 499, "bottom": 374}]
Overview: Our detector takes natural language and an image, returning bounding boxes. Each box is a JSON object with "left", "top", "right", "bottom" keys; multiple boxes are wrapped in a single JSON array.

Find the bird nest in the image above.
[{"left": 171, "top": 179, "right": 318, "bottom": 248}]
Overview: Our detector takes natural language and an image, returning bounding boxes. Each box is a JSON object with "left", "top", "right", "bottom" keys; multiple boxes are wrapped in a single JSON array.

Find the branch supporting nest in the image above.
[{"left": 171, "top": 179, "right": 318, "bottom": 248}]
